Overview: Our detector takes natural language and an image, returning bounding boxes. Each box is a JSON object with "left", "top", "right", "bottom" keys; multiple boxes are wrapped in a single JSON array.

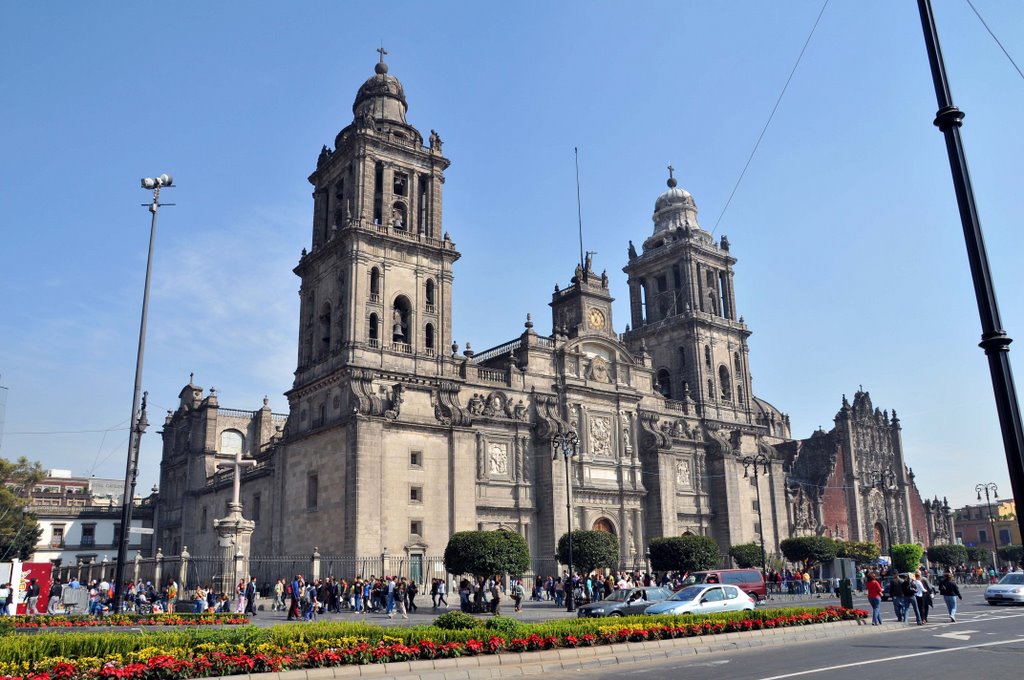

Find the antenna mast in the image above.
[{"left": 575, "top": 147, "right": 584, "bottom": 270}]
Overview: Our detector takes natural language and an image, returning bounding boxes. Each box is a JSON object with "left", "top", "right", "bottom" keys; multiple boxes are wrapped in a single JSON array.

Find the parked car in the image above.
[
  {"left": 984, "top": 572, "right": 1024, "bottom": 605},
  {"left": 677, "top": 569, "right": 767, "bottom": 602},
  {"left": 644, "top": 584, "right": 755, "bottom": 616},
  {"left": 576, "top": 586, "right": 674, "bottom": 617}
]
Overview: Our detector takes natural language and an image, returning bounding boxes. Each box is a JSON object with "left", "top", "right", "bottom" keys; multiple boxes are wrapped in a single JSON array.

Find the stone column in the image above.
[
  {"left": 213, "top": 507, "right": 255, "bottom": 597},
  {"left": 311, "top": 547, "right": 321, "bottom": 582},
  {"left": 179, "top": 547, "right": 190, "bottom": 595},
  {"left": 133, "top": 552, "right": 142, "bottom": 584},
  {"left": 154, "top": 549, "right": 164, "bottom": 589}
]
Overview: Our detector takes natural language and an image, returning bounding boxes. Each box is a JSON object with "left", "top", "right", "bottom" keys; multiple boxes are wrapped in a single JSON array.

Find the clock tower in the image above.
[{"left": 549, "top": 254, "right": 615, "bottom": 338}]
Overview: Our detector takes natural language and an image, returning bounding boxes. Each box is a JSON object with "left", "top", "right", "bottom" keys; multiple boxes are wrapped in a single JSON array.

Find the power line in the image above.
[
  {"left": 3, "top": 426, "right": 130, "bottom": 435},
  {"left": 965, "top": 0, "right": 1024, "bottom": 83},
  {"left": 712, "top": 0, "right": 831, "bottom": 235}
]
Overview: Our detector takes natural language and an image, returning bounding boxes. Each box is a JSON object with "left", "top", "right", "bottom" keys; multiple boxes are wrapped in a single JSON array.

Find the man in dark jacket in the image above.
[
  {"left": 244, "top": 576, "right": 257, "bottom": 616},
  {"left": 47, "top": 578, "right": 63, "bottom": 615},
  {"left": 938, "top": 571, "right": 963, "bottom": 622}
]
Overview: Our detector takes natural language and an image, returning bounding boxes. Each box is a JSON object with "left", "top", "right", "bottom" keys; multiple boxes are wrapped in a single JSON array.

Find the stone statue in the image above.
[
  {"left": 628, "top": 240, "right": 638, "bottom": 259},
  {"left": 584, "top": 251, "right": 593, "bottom": 272},
  {"left": 513, "top": 399, "right": 528, "bottom": 421},
  {"left": 429, "top": 129, "right": 443, "bottom": 151},
  {"left": 468, "top": 393, "right": 485, "bottom": 416}
]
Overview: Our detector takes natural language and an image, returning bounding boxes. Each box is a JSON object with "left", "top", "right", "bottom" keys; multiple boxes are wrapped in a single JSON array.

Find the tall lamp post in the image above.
[
  {"left": 552, "top": 429, "right": 579, "bottom": 612},
  {"left": 867, "top": 468, "right": 897, "bottom": 553},
  {"left": 112, "top": 174, "right": 173, "bottom": 612},
  {"left": 741, "top": 452, "right": 770, "bottom": 596},
  {"left": 917, "top": 0, "right": 1024, "bottom": 549},
  {"left": 975, "top": 482, "right": 1000, "bottom": 570}
]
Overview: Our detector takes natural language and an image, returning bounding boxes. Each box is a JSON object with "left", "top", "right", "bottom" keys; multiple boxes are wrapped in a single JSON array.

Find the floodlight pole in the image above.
[
  {"left": 917, "top": 0, "right": 1024, "bottom": 549},
  {"left": 113, "top": 175, "right": 172, "bottom": 612}
]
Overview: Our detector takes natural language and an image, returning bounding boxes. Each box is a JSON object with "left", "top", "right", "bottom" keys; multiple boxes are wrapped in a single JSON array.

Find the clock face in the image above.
[{"left": 588, "top": 308, "right": 606, "bottom": 329}]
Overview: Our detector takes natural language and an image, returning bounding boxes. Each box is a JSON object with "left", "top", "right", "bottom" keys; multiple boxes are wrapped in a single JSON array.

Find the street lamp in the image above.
[
  {"left": 975, "top": 482, "right": 1000, "bottom": 571},
  {"left": 741, "top": 452, "right": 770, "bottom": 598},
  {"left": 866, "top": 468, "right": 897, "bottom": 552},
  {"left": 552, "top": 429, "right": 579, "bottom": 612},
  {"left": 112, "top": 173, "right": 173, "bottom": 612}
]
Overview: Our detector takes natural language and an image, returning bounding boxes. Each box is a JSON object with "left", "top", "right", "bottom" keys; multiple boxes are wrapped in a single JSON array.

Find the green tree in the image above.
[
  {"left": 648, "top": 535, "right": 720, "bottom": 573},
  {"left": 780, "top": 536, "right": 838, "bottom": 571},
  {"left": 556, "top": 530, "right": 618, "bottom": 575},
  {"left": 728, "top": 542, "right": 763, "bottom": 569},
  {"left": 835, "top": 540, "right": 881, "bottom": 565},
  {"left": 443, "top": 530, "right": 530, "bottom": 578},
  {"left": 0, "top": 457, "right": 44, "bottom": 561},
  {"left": 966, "top": 546, "right": 990, "bottom": 564},
  {"left": 890, "top": 544, "right": 925, "bottom": 573},
  {"left": 926, "top": 544, "right": 968, "bottom": 569},
  {"left": 997, "top": 544, "right": 1023, "bottom": 568}
]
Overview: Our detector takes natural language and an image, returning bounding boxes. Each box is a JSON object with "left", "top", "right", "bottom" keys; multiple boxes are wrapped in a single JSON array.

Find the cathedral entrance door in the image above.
[
  {"left": 593, "top": 518, "right": 615, "bottom": 534},
  {"left": 409, "top": 554, "right": 423, "bottom": 585}
]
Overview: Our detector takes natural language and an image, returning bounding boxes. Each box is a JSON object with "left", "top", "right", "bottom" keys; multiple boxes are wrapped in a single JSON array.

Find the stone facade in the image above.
[{"left": 154, "top": 55, "right": 953, "bottom": 572}]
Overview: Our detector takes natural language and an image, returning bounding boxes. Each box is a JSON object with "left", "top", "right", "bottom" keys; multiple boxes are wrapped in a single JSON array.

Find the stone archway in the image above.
[{"left": 592, "top": 517, "right": 616, "bottom": 534}]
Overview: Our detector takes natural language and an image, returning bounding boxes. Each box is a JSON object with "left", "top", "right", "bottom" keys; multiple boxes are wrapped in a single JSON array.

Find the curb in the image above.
[{"left": 218, "top": 618, "right": 897, "bottom": 680}]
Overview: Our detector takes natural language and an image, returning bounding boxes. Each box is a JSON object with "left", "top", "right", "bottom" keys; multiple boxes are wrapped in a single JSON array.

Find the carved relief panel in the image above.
[{"left": 590, "top": 415, "right": 613, "bottom": 457}]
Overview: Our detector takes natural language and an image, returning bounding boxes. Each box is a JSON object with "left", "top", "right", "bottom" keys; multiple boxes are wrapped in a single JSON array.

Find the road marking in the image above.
[
  {"left": 934, "top": 630, "right": 977, "bottom": 641},
  {"left": 758, "top": 637, "right": 1024, "bottom": 680}
]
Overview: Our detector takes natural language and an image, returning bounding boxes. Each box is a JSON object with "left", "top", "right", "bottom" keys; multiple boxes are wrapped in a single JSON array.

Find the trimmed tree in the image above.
[
  {"left": 728, "top": 542, "right": 763, "bottom": 569},
  {"left": 443, "top": 530, "right": 530, "bottom": 578},
  {"left": 926, "top": 544, "right": 968, "bottom": 569},
  {"left": 997, "top": 544, "right": 1023, "bottom": 568},
  {"left": 966, "top": 546, "right": 990, "bottom": 564},
  {"left": 556, "top": 530, "right": 619, "bottom": 575},
  {"left": 890, "top": 543, "right": 924, "bottom": 573},
  {"left": 780, "top": 536, "right": 838, "bottom": 571},
  {"left": 649, "top": 535, "right": 720, "bottom": 573},
  {"left": 835, "top": 540, "right": 881, "bottom": 565}
]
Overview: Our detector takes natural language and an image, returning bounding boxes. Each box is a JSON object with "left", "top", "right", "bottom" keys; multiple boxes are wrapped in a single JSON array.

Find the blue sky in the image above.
[{"left": 1, "top": 1, "right": 1021, "bottom": 513}]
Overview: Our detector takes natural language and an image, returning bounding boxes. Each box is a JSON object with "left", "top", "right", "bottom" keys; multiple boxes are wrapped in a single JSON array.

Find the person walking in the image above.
[
  {"left": 395, "top": 577, "right": 409, "bottom": 619},
  {"left": 865, "top": 572, "right": 883, "bottom": 625},
  {"left": 512, "top": 579, "right": 525, "bottom": 612},
  {"left": 437, "top": 579, "right": 448, "bottom": 608},
  {"left": 288, "top": 575, "right": 303, "bottom": 621},
  {"left": 46, "top": 577, "right": 63, "bottom": 615},
  {"left": 938, "top": 571, "right": 963, "bottom": 622},
  {"left": 244, "top": 576, "right": 258, "bottom": 616},
  {"left": 916, "top": 571, "right": 932, "bottom": 624},
  {"left": 902, "top": 574, "right": 922, "bottom": 625},
  {"left": 407, "top": 579, "right": 418, "bottom": 613},
  {"left": 24, "top": 578, "right": 40, "bottom": 616}
]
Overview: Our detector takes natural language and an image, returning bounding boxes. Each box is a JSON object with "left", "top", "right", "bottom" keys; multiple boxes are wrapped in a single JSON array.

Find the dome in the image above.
[
  {"left": 352, "top": 52, "right": 409, "bottom": 124},
  {"left": 651, "top": 166, "right": 700, "bottom": 234}
]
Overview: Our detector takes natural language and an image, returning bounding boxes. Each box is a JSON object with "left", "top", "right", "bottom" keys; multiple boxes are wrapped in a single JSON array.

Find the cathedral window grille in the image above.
[
  {"left": 307, "top": 473, "right": 319, "bottom": 511},
  {"left": 734, "top": 352, "right": 741, "bottom": 373},
  {"left": 678, "top": 346, "right": 686, "bottom": 367},
  {"left": 418, "top": 176, "right": 429, "bottom": 235},
  {"left": 719, "top": 365, "right": 732, "bottom": 400},
  {"left": 368, "top": 313, "right": 380, "bottom": 347},
  {"left": 707, "top": 379, "right": 715, "bottom": 400},
  {"left": 425, "top": 323, "right": 435, "bottom": 354},
  {"left": 737, "top": 386, "right": 745, "bottom": 405},
  {"left": 719, "top": 271, "right": 731, "bottom": 319},
  {"left": 319, "top": 302, "right": 332, "bottom": 355},
  {"left": 425, "top": 279, "right": 436, "bottom": 312},
  {"left": 656, "top": 369, "right": 672, "bottom": 399},
  {"left": 252, "top": 493, "right": 261, "bottom": 522},
  {"left": 369, "top": 267, "right": 381, "bottom": 301},
  {"left": 672, "top": 264, "right": 682, "bottom": 289},
  {"left": 372, "top": 162, "right": 384, "bottom": 224},
  {"left": 704, "top": 345, "right": 712, "bottom": 368}
]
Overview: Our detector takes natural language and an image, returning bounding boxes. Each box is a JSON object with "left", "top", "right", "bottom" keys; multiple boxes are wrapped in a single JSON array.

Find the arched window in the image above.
[
  {"left": 220, "top": 429, "right": 244, "bottom": 456},
  {"left": 392, "top": 295, "right": 412, "bottom": 345},
  {"left": 719, "top": 365, "right": 732, "bottom": 400},
  {"left": 425, "top": 323, "right": 435, "bottom": 351},
  {"left": 368, "top": 313, "right": 379, "bottom": 343},
  {"left": 592, "top": 518, "right": 616, "bottom": 534},
  {"left": 369, "top": 267, "right": 381, "bottom": 297},
  {"left": 657, "top": 369, "right": 672, "bottom": 399},
  {"left": 391, "top": 201, "right": 407, "bottom": 230},
  {"left": 319, "top": 302, "right": 332, "bottom": 354},
  {"left": 704, "top": 345, "right": 712, "bottom": 368},
  {"left": 425, "top": 279, "right": 436, "bottom": 307}
]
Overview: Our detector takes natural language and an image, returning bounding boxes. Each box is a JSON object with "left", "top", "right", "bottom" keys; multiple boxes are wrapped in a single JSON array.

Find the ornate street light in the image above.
[
  {"left": 552, "top": 429, "right": 580, "bottom": 612},
  {"left": 113, "top": 174, "right": 173, "bottom": 612},
  {"left": 975, "top": 482, "right": 1000, "bottom": 570},
  {"left": 741, "top": 452, "right": 770, "bottom": 598}
]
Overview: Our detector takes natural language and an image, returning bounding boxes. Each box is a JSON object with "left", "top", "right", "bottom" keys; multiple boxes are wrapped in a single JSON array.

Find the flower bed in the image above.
[
  {"left": 10, "top": 614, "right": 249, "bottom": 629},
  {"left": 0, "top": 606, "right": 866, "bottom": 680}
]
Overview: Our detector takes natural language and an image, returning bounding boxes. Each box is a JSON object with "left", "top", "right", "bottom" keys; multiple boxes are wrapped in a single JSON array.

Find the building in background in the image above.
[
  {"left": 27, "top": 469, "right": 155, "bottom": 566},
  {"left": 955, "top": 499, "right": 1020, "bottom": 553}
]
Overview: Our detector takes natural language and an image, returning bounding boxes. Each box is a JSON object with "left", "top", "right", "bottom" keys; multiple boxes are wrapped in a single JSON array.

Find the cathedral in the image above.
[{"left": 154, "top": 54, "right": 954, "bottom": 576}]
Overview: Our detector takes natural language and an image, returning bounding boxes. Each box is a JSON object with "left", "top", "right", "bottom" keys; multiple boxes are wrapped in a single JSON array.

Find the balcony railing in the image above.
[
  {"left": 80, "top": 536, "right": 95, "bottom": 547},
  {"left": 49, "top": 538, "right": 65, "bottom": 549}
]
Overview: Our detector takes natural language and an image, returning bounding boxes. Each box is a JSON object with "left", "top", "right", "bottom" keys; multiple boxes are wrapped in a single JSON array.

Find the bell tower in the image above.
[
  {"left": 622, "top": 167, "right": 753, "bottom": 424},
  {"left": 290, "top": 50, "right": 460, "bottom": 403}
]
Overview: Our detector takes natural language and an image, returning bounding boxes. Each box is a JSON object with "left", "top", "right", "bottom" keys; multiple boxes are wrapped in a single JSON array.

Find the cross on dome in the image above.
[{"left": 667, "top": 163, "right": 677, "bottom": 188}]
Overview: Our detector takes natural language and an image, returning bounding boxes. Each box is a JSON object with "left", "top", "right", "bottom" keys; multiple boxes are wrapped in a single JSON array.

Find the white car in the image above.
[
  {"left": 984, "top": 572, "right": 1024, "bottom": 605},
  {"left": 643, "top": 584, "right": 755, "bottom": 616}
]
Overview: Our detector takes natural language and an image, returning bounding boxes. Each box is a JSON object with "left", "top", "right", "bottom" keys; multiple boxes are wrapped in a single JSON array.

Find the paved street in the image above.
[{"left": 540, "top": 593, "right": 1024, "bottom": 680}]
